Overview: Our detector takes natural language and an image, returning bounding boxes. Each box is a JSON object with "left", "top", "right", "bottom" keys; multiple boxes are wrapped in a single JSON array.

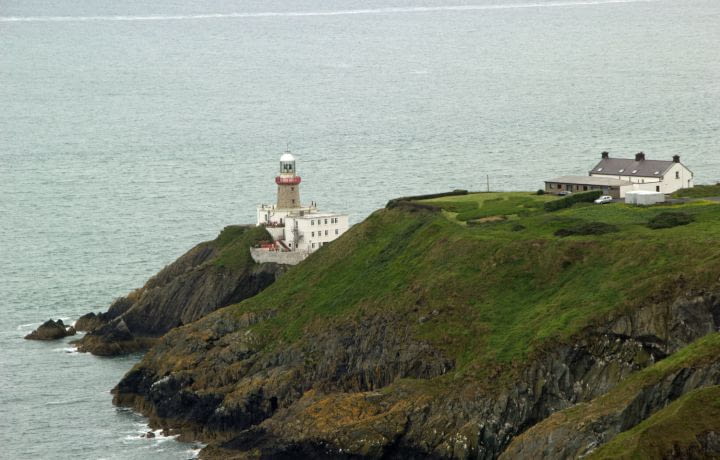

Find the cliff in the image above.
[
  {"left": 74, "top": 225, "right": 286, "bottom": 356},
  {"left": 112, "top": 192, "right": 720, "bottom": 458}
]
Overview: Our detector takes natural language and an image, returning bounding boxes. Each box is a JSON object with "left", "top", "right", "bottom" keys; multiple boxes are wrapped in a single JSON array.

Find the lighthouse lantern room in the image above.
[{"left": 276, "top": 152, "right": 302, "bottom": 209}]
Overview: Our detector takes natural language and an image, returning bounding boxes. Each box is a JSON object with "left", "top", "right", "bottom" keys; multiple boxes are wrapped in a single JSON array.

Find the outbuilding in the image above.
[
  {"left": 544, "top": 176, "right": 632, "bottom": 199},
  {"left": 625, "top": 190, "right": 666, "bottom": 206}
]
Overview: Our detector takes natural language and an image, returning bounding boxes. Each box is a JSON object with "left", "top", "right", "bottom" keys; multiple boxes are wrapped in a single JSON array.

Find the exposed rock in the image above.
[
  {"left": 113, "top": 290, "right": 720, "bottom": 459},
  {"left": 24, "top": 319, "right": 76, "bottom": 340},
  {"left": 72, "top": 226, "right": 285, "bottom": 356}
]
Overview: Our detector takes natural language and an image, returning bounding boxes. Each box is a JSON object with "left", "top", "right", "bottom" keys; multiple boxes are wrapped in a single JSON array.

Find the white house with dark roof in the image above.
[
  {"left": 545, "top": 152, "right": 694, "bottom": 198},
  {"left": 590, "top": 152, "right": 694, "bottom": 194}
]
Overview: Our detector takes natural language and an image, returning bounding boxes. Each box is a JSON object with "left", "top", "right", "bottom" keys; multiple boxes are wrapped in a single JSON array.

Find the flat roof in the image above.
[
  {"left": 290, "top": 212, "right": 348, "bottom": 219},
  {"left": 546, "top": 176, "right": 632, "bottom": 187}
]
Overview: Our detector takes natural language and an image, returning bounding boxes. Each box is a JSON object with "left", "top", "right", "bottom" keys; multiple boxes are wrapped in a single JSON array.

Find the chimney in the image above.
[
  {"left": 601, "top": 151, "right": 609, "bottom": 159},
  {"left": 635, "top": 152, "right": 645, "bottom": 161},
  {"left": 673, "top": 155, "right": 680, "bottom": 163}
]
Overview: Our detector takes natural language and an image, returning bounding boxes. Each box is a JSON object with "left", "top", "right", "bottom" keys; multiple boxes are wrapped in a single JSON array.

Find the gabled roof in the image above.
[
  {"left": 589, "top": 158, "right": 675, "bottom": 178},
  {"left": 546, "top": 176, "right": 631, "bottom": 186}
]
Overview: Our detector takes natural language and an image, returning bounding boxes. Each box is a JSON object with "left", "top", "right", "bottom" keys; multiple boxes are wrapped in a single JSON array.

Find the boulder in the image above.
[
  {"left": 24, "top": 319, "right": 76, "bottom": 340},
  {"left": 74, "top": 312, "right": 106, "bottom": 332}
]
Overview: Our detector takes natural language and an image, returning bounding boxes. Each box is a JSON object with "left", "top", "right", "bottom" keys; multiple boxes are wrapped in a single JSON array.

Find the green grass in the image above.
[
  {"left": 589, "top": 384, "right": 720, "bottom": 459},
  {"left": 421, "top": 192, "right": 556, "bottom": 223},
  {"left": 214, "top": 192, "right": 720, "bottom": 383},
  {"left": 672, "top": 184, "right": 720, "bottom": 198},
  {"left": 210, "top": 225, "right": 272, "bottom": 269}
]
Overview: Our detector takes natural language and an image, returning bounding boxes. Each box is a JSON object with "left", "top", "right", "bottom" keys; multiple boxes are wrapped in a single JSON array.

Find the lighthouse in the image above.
[
  {"left": 276, "top": 152, "right": 301, "bottom": 209},
  {"left": 254, "top": 150, "right": 350, "bottom": 264}
]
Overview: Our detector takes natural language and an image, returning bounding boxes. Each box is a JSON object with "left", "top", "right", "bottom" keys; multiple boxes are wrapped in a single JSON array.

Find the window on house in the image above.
[
  {"left": 324, "top": 219, "right": 328, "bottom": 224},
  {"left": 312, "top": 243, "right": 315, "bottom": 248},
  {"left": 656, "top": 186, "right": 660, "bottom": 192},
  {"left": 335, "top": 229, "right": 339, "bottom": 235},
  {"left": 325, "top": 230, "right": 328, "bottom": 236},
  {"left": 311, "top": 232, "right": 314, "bottom": 237},
  {"left": 311, "top": 220, "right": 314, "bottom": 225},
  {"left": 676, "top": 171, "right": 680, "bottom": 179},
  {"left": 583, "top": 186, "right": 588, "bottom": 191}
]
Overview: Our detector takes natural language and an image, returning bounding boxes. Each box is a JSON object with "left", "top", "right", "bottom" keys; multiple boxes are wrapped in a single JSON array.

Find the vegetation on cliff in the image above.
[
  {"left": 74, "top": 225, "right": 282, "bottom": 355},
  {"left": 113, "top": 190, "right": 720, "bottom": 458}
]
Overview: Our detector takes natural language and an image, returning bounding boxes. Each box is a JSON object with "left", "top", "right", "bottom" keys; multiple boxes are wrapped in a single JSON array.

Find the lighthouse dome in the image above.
[{"left": 280, "top": 152, "right": 295, "bottom": 162}]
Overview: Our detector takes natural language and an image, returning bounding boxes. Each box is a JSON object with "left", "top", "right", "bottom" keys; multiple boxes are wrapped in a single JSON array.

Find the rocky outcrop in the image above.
[
  {"left": 75, "top": 297, "right": 134, "bottom": 332},
  {"left": 112, "top": 288, "right": 720, "bottom": 459},
  {"left": 73, "top": 225, "right": 285, "bottom": 356},
  {"left": 24, "top": 319, "right": 76, "bottom": 340},
  {"left": 502, "top": 343, "right": 720, "bottom": 458}
]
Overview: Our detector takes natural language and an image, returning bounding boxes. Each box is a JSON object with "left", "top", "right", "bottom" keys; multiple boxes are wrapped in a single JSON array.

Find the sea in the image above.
[{"left": 1, "top": 0, "right": 718, "bottom": 458}]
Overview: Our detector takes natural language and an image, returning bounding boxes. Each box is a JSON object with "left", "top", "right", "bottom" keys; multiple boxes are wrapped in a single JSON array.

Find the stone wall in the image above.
[{"left": 250, "top": 248, "right": 307, "bottom": 265}]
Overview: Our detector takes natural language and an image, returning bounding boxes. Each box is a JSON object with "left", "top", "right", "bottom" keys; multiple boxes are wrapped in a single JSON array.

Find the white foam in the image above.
[
  {"left": 52, "top": 346, "right": 79, "bottom": 354},
  {"left": 0, "top": 0, "right": 659, "bottom": 23}
]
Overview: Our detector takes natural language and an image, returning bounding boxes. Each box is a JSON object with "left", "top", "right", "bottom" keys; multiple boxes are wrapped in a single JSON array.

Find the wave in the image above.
[{"left": 0, "top": 0, "right": 658, "bottom": 23}]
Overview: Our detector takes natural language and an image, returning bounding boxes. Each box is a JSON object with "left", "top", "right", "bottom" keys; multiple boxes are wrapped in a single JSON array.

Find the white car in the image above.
[{"left": 594, "top": 195, "right": 613, "bottom": 204}]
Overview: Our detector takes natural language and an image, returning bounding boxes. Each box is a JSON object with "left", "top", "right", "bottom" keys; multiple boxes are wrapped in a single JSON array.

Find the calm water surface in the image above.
[{"left": 1, "top": 0, "right": 719, "bottom": 458}]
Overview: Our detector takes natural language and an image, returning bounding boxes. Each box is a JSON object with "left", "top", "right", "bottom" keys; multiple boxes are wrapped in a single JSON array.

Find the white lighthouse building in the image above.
[{"left": 252, "top": 151, "right": 350, "bottom": 265}]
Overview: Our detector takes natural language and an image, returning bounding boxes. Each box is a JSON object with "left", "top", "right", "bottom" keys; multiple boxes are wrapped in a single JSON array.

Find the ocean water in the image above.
[{"left": 1, "top": 0, "right": 719, "bottom": 457}]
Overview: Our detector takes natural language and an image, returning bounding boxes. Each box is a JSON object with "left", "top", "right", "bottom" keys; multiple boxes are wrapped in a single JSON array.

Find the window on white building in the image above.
[
  {"left": 324, "top": 219, "right": 328, "bottom": 224},
  {"left": 311, "top": 220, "right": 315, "bottom": 225},
  {"left": 335, "top": 229, "right": 339, "bottom": 235},
  {"left": 311, "top": 232, "right": 314, "bottom": 237},
  {"left": 312, "top": 243, "right": 315, "bottom": 248},
  {"left": 325, "top": 230, "right": 328, "bottom": 236},
  {"left": 676, "top": 171, "right": 680, "bottom": 179}
]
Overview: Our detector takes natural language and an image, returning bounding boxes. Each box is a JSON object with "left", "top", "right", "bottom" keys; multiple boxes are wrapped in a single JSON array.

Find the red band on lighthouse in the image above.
[{"left": 276, "top": 176, "right": 302, "bottom": 185}]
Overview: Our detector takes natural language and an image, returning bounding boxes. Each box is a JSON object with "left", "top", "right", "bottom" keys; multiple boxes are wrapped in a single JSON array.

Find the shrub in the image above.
[
  {"left": 511, "top": 223, "right": 526, "bottom": 232},
  {"left": 536, "top": 189, "right": 545, "bottom": 195},
  {"left": 555, "top": 221, "right": 619, "bottom": 237},
  {"left": 647, "top": 212, "right": 695, "bottom": 229},
  {"left": 544, "top": 191, "right": 603, "bottom": 212}
]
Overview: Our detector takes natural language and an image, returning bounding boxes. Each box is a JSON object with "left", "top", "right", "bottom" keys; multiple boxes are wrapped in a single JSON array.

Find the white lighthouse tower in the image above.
[{"left": 254, "top": 151, "right": 350, "bottom": 264}]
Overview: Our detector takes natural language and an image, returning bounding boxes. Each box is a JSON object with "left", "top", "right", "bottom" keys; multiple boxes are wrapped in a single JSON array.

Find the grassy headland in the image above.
[{"left": 227, "top": 190, "right": 720, "bottom": 378}]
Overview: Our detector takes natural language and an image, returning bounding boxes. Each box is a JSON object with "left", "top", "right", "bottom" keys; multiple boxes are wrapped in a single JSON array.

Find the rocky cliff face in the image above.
[
  {"left": 74, "top": 225, "right": 286, "bottom": 356},
  {"left": 112, "top": 290, "right": 720, "bottom": 459},
  {"left": 108, "top": 203, "right": 720, "bottom": 459}
]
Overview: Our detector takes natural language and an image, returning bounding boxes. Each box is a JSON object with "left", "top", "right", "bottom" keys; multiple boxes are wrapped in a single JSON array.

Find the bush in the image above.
[
  {"left": 511, "top": 223, "right": 526, "bottom": 232},
  {"left": 536, "top": 189, "right": 545, "bottom": 195},
  {"left": 647, "top": 212, "right": 695, "bottom": 229},
  {"left": 544, "top": 191, "right": 603, "bottom": 212},
  {"left": 555, "top": 221, "right": 619, "bottom": 237}
]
